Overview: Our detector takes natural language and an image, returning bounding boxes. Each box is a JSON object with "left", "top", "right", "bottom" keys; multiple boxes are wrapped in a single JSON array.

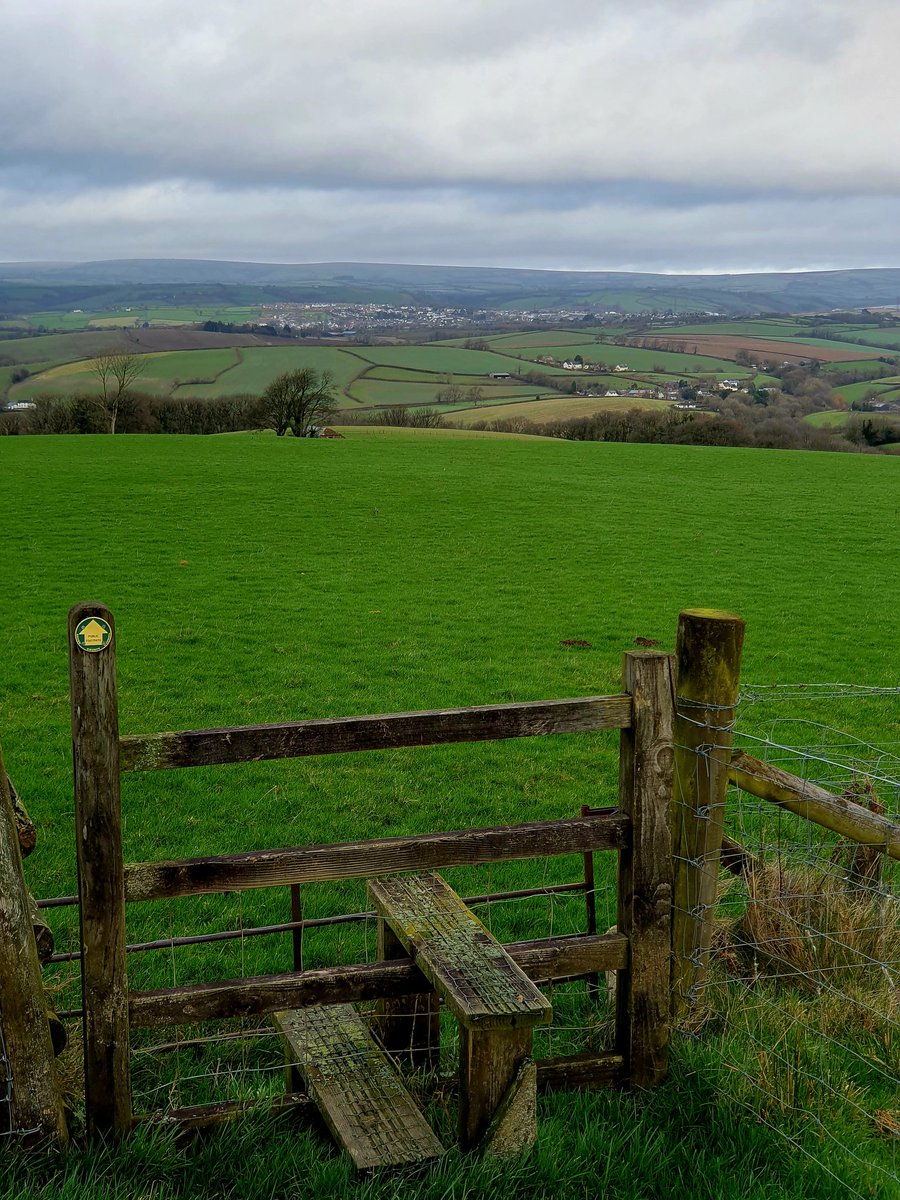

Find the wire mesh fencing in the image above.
[{"left": 674, "top": 684, "right": 899, "bottom": 1197}]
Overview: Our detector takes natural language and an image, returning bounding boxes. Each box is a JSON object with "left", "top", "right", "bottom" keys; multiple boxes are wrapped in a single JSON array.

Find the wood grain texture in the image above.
[
  {"left": 729, "top": 751, "right": 900, "bottom": 859},
  {"left": 0, "top": 748, "right": 68, "bottom": 1144},
  {"left": 7, "top": 777, "right": 36, "bottom": 858},
  {"left": 124, "top": 812, "right": 628, "bottom": 901},
  {"left": 616, "top": 652, "right": 674, "bottom": 1089},
  {"left": 536, "top": 1051, "right": 623, "bottom": 1092},
  {"left": 369, "top": 873, "right": 551, "bottom": 1031},
  {"left": 274, "top": 1004, "right": 444, "bottom": 1169},
  {"left": 480, "top": 1059, "right": 537, "bottom": 1158},
  {"left": 119, "top": 695, "right": 632, "bottom": 772},
  {"left": 671, "top": 609, "right": 744, "bottom": 1019},
  {"left": 459, "top": 1026, "right": 534, "bottom": 1152},
  {"left": 129, "top": 932, "right": 625, "bottom": 1028},
  {"left": 68, "top": 603, "right": 132, "bottom": 1138}
]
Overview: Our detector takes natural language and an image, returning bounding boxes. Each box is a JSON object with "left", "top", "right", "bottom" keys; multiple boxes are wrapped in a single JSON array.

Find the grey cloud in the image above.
[
  {"left": 2, "top": 0, "right": 900, "bottom": 269},
  {"left": 4, "top": 175, "right": 900, "bottom": 272}
]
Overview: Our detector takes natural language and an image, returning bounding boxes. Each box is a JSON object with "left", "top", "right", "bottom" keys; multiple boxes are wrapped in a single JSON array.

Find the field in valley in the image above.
[
  {"left": 6, "top": 314, "right": 900, "bottom": 431},
  {"left": 0, "top": 431, "right": 897, "bottom": 1199}
]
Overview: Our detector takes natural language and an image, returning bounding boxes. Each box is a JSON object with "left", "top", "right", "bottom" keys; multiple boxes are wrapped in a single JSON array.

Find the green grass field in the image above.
[
  {"left": 502, "top": 340, "right": 747, "bottom": 377},
  {"left": 20, "top": 306, "right": 262, "bottom": 332},
  {"left": 453, "top": 394, "right": 670, "bottom": 425},
  {"left": 0, "top": 433, "right": 897, "bottom": 1198}
]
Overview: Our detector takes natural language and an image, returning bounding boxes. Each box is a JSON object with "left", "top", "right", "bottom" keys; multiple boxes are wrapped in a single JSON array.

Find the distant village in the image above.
[{"left": 257, "top": 301, "right": 722, "bottom": 337}]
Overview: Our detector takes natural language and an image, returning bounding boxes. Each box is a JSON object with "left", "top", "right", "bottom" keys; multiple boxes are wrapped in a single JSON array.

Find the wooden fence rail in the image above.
[
  {"left": 120, "top": 695, "right": 632, "bottom": 772},
  {"left": 728, "top": 751, "right": 900, "bottom": 858},
  {"left": 129, "top": 932, "right": 628, "bottom": 1028},
  {"left": 123, "top": 812, "right": 628, "bottom": 902}
]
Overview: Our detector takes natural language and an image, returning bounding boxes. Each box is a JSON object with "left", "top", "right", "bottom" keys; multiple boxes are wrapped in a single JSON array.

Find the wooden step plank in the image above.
[
  {"left": 368, "top": 873, "right": 552, "bottom": 1031},
  {"left": 273, "top": 1005, "right": 443, "bottom": 1170}
]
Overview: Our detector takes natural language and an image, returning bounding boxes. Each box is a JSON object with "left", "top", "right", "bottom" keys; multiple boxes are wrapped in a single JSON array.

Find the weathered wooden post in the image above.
[
  {"left": 670, "top": 609, "right": 744, "bottom": 1020},
  {"left": 616, "top": 651, "right": 675, "bottom": 1087},
  {"left": 68, "top": 603, "right": 132, "bottom": 1137},
  {"left": 0, "top": 748, "right": 68, "bottom": 1145}
]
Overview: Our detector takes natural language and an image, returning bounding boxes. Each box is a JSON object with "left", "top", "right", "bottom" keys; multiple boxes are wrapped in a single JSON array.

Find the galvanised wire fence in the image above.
[{"left": 674, "top": 684, "right": 899, "bottom": 1198}]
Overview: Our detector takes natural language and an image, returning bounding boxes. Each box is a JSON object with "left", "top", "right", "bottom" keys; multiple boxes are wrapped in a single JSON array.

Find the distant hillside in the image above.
[{"left": 3, "top": 259, "right": 900, "bottom": 316}]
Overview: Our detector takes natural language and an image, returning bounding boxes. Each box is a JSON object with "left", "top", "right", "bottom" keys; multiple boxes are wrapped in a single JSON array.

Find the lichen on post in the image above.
[{"left": 670, "top": 609, "right": 744, "bottom": 1019}]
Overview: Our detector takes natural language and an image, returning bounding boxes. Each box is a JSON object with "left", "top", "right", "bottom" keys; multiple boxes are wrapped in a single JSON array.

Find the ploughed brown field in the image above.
[{"left": 634, "top": 335, "right": 874, "bottom": 364}]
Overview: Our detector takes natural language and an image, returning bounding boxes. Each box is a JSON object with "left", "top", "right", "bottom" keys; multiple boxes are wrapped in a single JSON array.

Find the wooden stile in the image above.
[
  {"left": 68, "top": 603, "right": 132, "bottom": 1138},
  {"left": 670, "top": 609, "right": 744, "bottom": 1019},
  {"left": 616, "top": 651, "right": 675, "bottom": 1088},
  {"left": 119, "top": 694, "right": 632, "bottom": 773},
  {"left": 368, "top": 874, "right": 551, "bottom": 1032},
  {"left": 0, "top": 747, "right": 68, "bottom": 1145},
  {"left": 370, "top": 873, "right": 548, "bottom": 1153}
]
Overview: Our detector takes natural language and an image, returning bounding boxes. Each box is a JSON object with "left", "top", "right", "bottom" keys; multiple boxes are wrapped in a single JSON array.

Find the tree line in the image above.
[
  {"left": 1, "top": 362, "right": 337, "bottom": 437},
  {"left": 459, "top": 395, "right": 899, "bottom": 453}
]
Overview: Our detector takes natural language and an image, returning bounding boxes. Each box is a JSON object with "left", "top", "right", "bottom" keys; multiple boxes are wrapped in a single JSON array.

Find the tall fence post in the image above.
[
  {"left": 616, "top": 650, "right": 675, "bottom": 1088},
  {"left": 69, "top": 602, "right": 132, "bottom": 1137},
  {"left": 671, "top": 609, "right": 744, "bottom": 1020},
  {"left": 0, "top": 747, "right": 68, "bottom": 1145}
]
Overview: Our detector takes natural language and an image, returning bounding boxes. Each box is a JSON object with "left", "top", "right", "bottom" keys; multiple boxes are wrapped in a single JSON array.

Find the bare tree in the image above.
[
  {"left": 257, "top": 368, "right": 335, "bottom": 436},
  {"left": 90, "top": 353, "right": 145, "bottom": 433}
]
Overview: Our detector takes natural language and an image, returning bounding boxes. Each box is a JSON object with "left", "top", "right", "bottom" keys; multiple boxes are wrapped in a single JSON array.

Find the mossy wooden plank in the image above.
[
  {"left": 119, "top": 694, "right": 632, "bottom": 772},
  {"left": 273, "top": 1004, "right": 444, "bottom": 1170},
  {"left": 369, "top": 873, "right": 552, "bottom": 1031}
]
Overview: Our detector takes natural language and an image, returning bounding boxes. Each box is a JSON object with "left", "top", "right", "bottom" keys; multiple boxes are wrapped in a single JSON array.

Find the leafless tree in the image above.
[{"left": 90, "top": 352, "right": 145, "bottom": 433}]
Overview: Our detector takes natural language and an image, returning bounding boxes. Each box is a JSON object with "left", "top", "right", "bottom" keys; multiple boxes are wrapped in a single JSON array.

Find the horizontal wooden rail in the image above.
[
  {"left": 124, "top": 812, "right": 629, "bottom": 902},
  {"left": 537, "top": 1051, "right": 623, "bottom": 1092},
  {"left": 119, "top": 695, "right": 632, "bottom": 772},
  {"left": 129, "top": 931, "right": 628, "bottom": 1028},
  {"left": 729, "top": 751, "right": 900, "bottom": 860}
]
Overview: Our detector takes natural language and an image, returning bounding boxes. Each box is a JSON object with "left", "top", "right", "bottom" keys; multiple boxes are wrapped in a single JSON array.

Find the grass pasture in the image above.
[
  {"left": 0, "top": 433, "right": 897, "bottom": 1198},
  {"left": 503, "top": 341, "right": 745, "bottom": 376},
  {"left": 11, "top": 346, "right": 370, "bottom": 404},
  {"left": 20, "top": 306, "right": 262, "bottom": 332},
  {"left": 452, "top": 394, "right": 670, "bottom": 425}
]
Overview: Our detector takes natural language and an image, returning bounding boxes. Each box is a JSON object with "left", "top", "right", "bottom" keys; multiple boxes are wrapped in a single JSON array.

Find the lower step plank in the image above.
[{"left": 273, "top": 1004, "right": 444, "bottom": 1170}]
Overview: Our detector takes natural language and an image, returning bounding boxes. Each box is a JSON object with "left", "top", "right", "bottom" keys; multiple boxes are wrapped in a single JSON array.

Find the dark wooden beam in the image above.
[
  {"left": 124, "top": 812, "right": 629, "bottom": 902},
  {"left": 536, "top": 1051, "right": 623, "bottom": 1092},
  {"left": 129, "top": 932, "right": 629, "bottom": 1028},
  {"left": 119, "top": 695, "right": 632, "bottom": 773}
]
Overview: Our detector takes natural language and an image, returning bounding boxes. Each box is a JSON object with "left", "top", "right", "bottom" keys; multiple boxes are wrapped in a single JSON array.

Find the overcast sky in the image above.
[{"left": 3, "top": 0, "right": 900, "bottom": 272}]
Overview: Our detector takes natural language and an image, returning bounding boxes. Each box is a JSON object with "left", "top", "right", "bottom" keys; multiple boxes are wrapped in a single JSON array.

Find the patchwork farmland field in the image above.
[
  {"left": 20, "top": 305, "right": 262, "bottom": 332},
  {"left": 591, "top": 334, "right": 878, "bottom": 365},
  {"left": 7, "top": 318, "right": 900, "bottom": 429},
  {"left": 452, "top": 393, "right": 670, "bottom": 424}
]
